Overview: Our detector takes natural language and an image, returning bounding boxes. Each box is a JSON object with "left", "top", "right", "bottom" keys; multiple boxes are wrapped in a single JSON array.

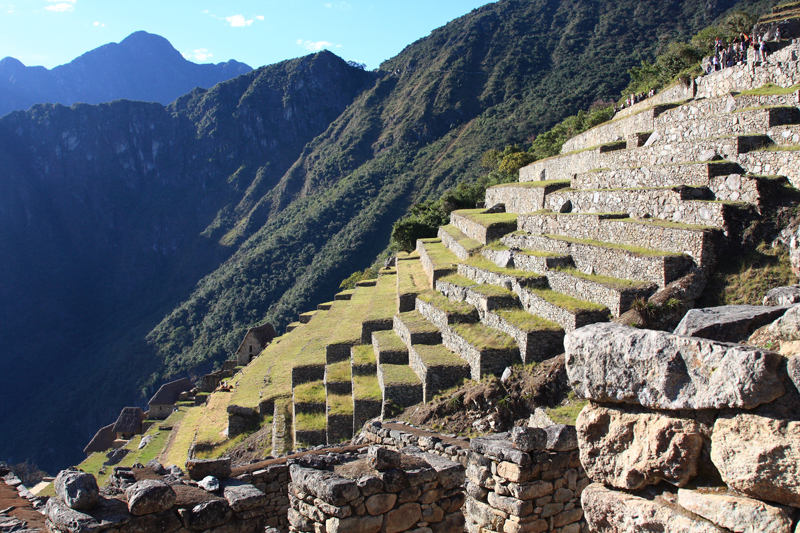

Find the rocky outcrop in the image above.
[
  {"left": 673, "top": 304, "right": 790, "bottom": 343},
  {"left": 566, "top": 322, "right": 785, "bottom": 409},
  {"left": 54, "top": 469, "right": 99, "bottom": 511}
]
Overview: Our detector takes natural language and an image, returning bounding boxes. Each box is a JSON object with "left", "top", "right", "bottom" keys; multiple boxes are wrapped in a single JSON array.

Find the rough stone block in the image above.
[
  {"left": 186, "top": 458, "right": 232, "bottom": 481},
  {"left": 565, "top": 323, "right": 785, "bottom": 409},
  {"left": 326, "top": 514, "right": 383, "bottom": 533},
  {"left": 125, "top": 480, "right": 176, "bottom": 516},
  {"left": 385, "top": 502, "right": 422, "bottom": 533},
  {"left": 763, "top": 286, "right": 800, "bottom": 306},
  {"left": 54, "top": 469, "right": 100, "bottom": 511},
  {"left": 544, "top": 425, "right": 578, "bottom": 452},
  {"left": 470, "top": 435, "right": 531, "bottom": 466},
  {"left": 367, "top": 447, "right": 402, "bottom": 471},
  {"left": 223, "top": 480, "right": 268, "bottom": 512},
  {"left": 677, "top": 489, "right": 793, "bottom": 533},
  {"left": 509, "top": 427, "right": 546, "bottom": 452},
  {"left": 674, "top": 305, "right": 790, "bottom": 343}
]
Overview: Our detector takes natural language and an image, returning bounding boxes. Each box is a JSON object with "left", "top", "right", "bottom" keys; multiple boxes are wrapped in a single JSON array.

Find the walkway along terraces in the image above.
[{"left": 175, "top": 41, "right": 800, "bottom": 455}]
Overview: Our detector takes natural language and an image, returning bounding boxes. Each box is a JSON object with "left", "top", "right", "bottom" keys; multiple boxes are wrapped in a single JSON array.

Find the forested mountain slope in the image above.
[{"left": 0, "top": 0, "right": 745, "bottom": 471}]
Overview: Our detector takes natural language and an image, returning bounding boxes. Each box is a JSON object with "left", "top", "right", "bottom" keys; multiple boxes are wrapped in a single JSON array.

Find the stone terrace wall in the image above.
[
  {"left": 561, "top": 106, "right": 664, "bottom": 154},
  {"left": 465, "top": 430, "right": 590, "bottom": 533},
  {"left": 361, "top": 420, "right": 470, "bottom": 467},
  {"left": 614, "top": 81, "right": 696, "bottom": 120},
  {"left": 567, "top": 322, "right": 800, "bottom": 532},
  {"left": 696, "top": 59, "right": 800, "bottom": 99},
  {"left": 288, "top": 447, "right": 465, "bottom": 533}
]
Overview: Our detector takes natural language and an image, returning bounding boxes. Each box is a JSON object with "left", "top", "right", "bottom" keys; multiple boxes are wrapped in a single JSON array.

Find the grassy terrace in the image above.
[
  {"left": 438, "top": 273, "right": 477, "bottom": 289},
  {"left": 542, "top": 234, "right": 682, "bottom": 257},
  {"left": 318, "top": 301, "right": 335, "bottom": 310},
  {"left": 295, "top": 412, "right": 326, "bottom": 431},
  {"left": 529, "top": 288, "right": 607, "bottom": 312},
  {"left": 621, "top": 217, "right": 714, "bottom": 231},
  {"left": 229, "top": 310, "right": 330, "bottom": 409},
  {"left": 195, "top": 391, "right": 233, "bottom": 447},
  {"left": 365, "top": 270, "right": 398, "bottom": 322},
  {"left": 490, "top": 179, "right": 571, "bottom": 189},
  {"left": 494, "top": 308, "right": 563, "bottom": 332},
  {"left": 295, "top": 285, "right": 376, "bottom": 366},
  {"left": 737, "top": 83, "right": 800, "bottom": 96},
  {"left": 352, "top": 344, "right": 377, "bottom": 366},
  {"left": 164, "top": 406, "right": 203, "bottom": 468},
  {"left": 470, "top": 283, "right": 517, "bottom": 299},
  {"left": 451, "top": 323, "right": 517, "bottom": 350},
  {"left": 294, "top": 380, "right": 326, "bottom": 404},
  {"left": 418, "top": 290, "right": 477, "bottom": 315},
  {"left": 397, "top": 250, "right": 421, "bottom": 260},
  {"left": 328, "top": 393, "right": 354, "bottom": 415},
  {"left": 463, "top": 254, "right": 546, "bottom": 280},
  {"left": 398, "top": 310, "right": 440, "bottom": 334},
  {"left": 335, "top": 289, "right": 356, "bottom": 299},
  {"left": 452, "top": 209, "right": 518, "bottom": 228},
  {"left": 381, "top": 364, "right": 422, "bottom": 385},
  {"left": 372, "top": 330, "right": 407, "bottom": 353},
  {"left": 440, "top": 224, "right": 483, "bottom": 254},
  {"left": 380, "top": 266, "right": 397, "bottom": 275},
  {"left": 419, "top": 238, "right": 460, "bottom": 267},
  {"left": 353, "top": 374, "right": 382, "bottom": 400},
  {"left": 398, "top": 256, "right": 432, "bottom": 300},
  {"left": 484, "top": 240, "right": 562, "bottom": 258},
  {"left": 326, "top": 361, "right": 352, "bottom": 383},
  {"left": 300, "top": 310, "right": 318, "bottom": 321},
  {"left": 555, "top": 267, "right": 649, "bottom": 290},
  {"left": 415, "top": 344, "right": 468, "bottom": 366}
]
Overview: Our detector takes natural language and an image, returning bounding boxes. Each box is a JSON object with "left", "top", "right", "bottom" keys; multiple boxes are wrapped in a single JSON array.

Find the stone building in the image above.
[
  {"left": 147, "top": 377, "right": 192, "bottom": 419},
  {"left": 235, "top": 322, "right": 276, "bottom": 366},
  {"left": 112, "top": 407, "right": 145, "bottom": 440},
  {"left": 82, "top": 423, "right": 114, "bottom": 456}
]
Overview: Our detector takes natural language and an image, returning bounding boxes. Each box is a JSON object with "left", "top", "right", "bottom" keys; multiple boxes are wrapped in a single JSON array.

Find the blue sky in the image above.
[{"left": 0, "top": 0, "right": 495, "bottom": 70}]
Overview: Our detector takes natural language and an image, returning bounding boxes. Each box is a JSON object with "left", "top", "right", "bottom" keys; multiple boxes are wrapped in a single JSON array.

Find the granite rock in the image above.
[{"left": 674, "top": 305, "right": 789, "bottom": 343}]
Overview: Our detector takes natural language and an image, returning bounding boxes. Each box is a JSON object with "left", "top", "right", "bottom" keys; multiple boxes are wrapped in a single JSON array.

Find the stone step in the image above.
[
  {"left": 317, "top": 301, "right": 335, "bottom": 311},
  {"left": 544, "top": 186, "right": 733, "bottom": 229},
  {"left": 484, "top": 180, "right": 571, "bottom": 213},
  {"left": 408, "top": 343, "right": 471, "bottom": 402},
  {"left": 334, "top": 289, "right": 355, "bottom": 300},
  {"left": 655, "top": 106, "right": 800, "bottom": 145},
  {"left": 292, "top": 380, "right": 326, "bottom": 415},
  {"left": 520, "top": 134, "right": 772, "bottom": 183},
  {"left": 561, "top": 104, "right": 679, "bottom": 153},
  {"left": 502, "top": 233, "right": 692, "bottom": 288},
  {"left": 285, "top": 321, "right": 302, "bottom": 333},
  {"left": 515, "top": 286, "right": 609, "bottom": 333},
  {"left": 351, "top": 344, "right": 377, "bottom": 376},
  {"left": 393, "top": 310, "right": 442, "bottom": 346},
  {"left": 457, "top": 255, "right": 548, "bottom": 291},
  {"left": 298, "top": 310, "right": 319, "bottom": 324},
  {"left": 449, "top": 209, "right": 518, "bottom": 244},
  {"left": 544, "top": 268, "right": 657, "bottom": 318},
  {"left": 361, "top": 269, "right": 397, "bottom": 343},
  {"left": 352, "top": 374, "right": 382, "bottom": 432},
  {"left": 573, "top": 161, "right": 744, "bottom": 190},
  {"left": 326, "top": 393, "right": 353, "bottom": 445},
  {"left": 371, "top": 330, "right": 409, "bottom": 365},
  {"left": 440, "top": 322, "right": 520, "bottom": 380},
  {"left": 324, "top": 361, "right": 352, "bottom": 395},
  {"left": 438, "top": 224, "right": 484, "bottom": 261},
  {"left": 516, "top": 212, "right": 721, "bottom": 267},
  {"left": 482, "top": 242, "right": 571, "bottom": 274},
  {"left": 293, "top": 410, "right": 326, "bottom": 448},
  {"left": 415, "top": 290, "right": 480, "bottom": 331},
  {"left": 377, "top": 363, "right": 423, "bottom": 417},
  {"left": 483, "top": 308, "right": 564, "bottom": 364},
  {"left": 396, "top": 252, "right": 428, "bottom": 312},
  {"left": 435, "top": 274, "right": 520, "bottom": 314},
  {"left": 416, "top": 238, "right": 459, "bottom": 288}
]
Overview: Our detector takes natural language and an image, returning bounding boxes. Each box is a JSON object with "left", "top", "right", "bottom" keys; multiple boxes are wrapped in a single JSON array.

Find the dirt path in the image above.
[{"left": 0, "top": 481, "right": 46, "bottom": 531}]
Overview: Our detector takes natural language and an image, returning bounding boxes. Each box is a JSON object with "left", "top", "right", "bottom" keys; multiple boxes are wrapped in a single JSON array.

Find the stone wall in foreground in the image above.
[{"left": 566, "top": 321, "right": 800, "bottom": 532}]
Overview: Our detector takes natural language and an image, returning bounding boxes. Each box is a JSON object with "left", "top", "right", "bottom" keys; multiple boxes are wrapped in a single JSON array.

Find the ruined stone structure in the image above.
[{"left": 236, "top": 323, "right": 277, "bottom": 366}]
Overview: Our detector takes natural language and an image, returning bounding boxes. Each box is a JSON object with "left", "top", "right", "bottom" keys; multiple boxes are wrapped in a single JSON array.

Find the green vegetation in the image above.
[
  {"left": 353, "top": 374, "right": 382, "bottom": 400},
  {"left": 417, "top": 290, "right": 477, "bottom": 316},
  {"left": 328, "top": 393, "right": 354, "bottom": 415},
  {"left": 470, "top": 283, "right": 517, "bottom": 299},
  {"left": 414, "top": 344, "right": 469, "bottom": 367},
  {"left": 295, "top": 412, "right": 326, "bottom": 431},
  {"left": 294, "top": 381, "right": 326, "bottom": 404},
  {"left": 546, "top": 398, "right": 589, "bottom": 425},
  {"left": 452, "top": 209, "right": 518, "bottom": 228},
  {"left": 381, "top": 364, "right": 421, "bottom": 385},
  {"left": 494, "top": 308, "right": 563, "bottom": 332},
  {"left": 452, "top": 323, "right": 517, "bottom": 350},
  {"left": 397, "top": 310, "right": 440, "bottom": 333},
  {"left": 326, "top": 361, "right": 352, "bottom": 383},
  {"left": 365, "top": 269, "right": 399, "bottom": 322},
  {"left": 701, "top": 244, "right": 795, "bottom": 306},
  {"left": 195, "top": 392, "right": 233, "bottom": 447},
  {"left": 530, "top": 288, "right": 607, "bottom": 312},
  {"left": 372, "top": 330, "right": 407, "bottom": 353},
  {"left": 397, "top": 257, "right": 430, "bottom": 298},
  {"left": 335, "top": 289, "right": 356, "bottom": 299},
  {"left": 418, "top": 239, "right": 460, "bottom": 268},
  {"left": 438, "top": 274, "right": 477, "bottom": 289},
  {"left": 622, "top": 217, "right": 713, "bottom": 231},
  {"left": 738, "top": 83, "right": 800, "bottom": 96},
  {"left": 490, "top": 180, "right": 571, "bottom": 189},
  {"left": 463, "top": 254, "right": 545, "bottom": 280},
  {"left": 351, "top": 344, "right": 377, "bottom": 366},
  {"left": 164, "top": 406, "right": 204, "bottom": 468},
  {"left": 440, "top": 225, "right": 483, "bottom": 254}
]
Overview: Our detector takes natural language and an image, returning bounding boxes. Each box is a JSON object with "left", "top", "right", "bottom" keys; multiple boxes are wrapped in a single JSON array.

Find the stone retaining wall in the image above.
[
  {"left": 516, "top": 213, "right": 719, "bottom": 267},
  {"left": 572, "top": 161, "right": 742, "bottom": 190},
  {"left": 458, "top": 263, "right": 546, "bottom": 291},
  {"left": 450, "top": 213, "right": 517, "bottom": 244},
  {"left": 361, "top": 421, "right": 469, "bottom": 467},
  {"left": 440, "top": 327, "right": 519, "bottom": 380},
  {"left": 291, "top": 365, "right": 325, "bottom": 388},
  {"left": 416, "top": 239, "right": 456, "bottom": 289},
  {"left": 465, "top": 432, "right": 590, "bottom": 533},
  {"left": 656, "top": 106, "right": 799, "bottom": 144},
  {"left": 288, "top": 447, "right": 465, "bottom": 533},
  {"left": 515, "top": 287, "right": 609, "bottom": 333},
  {"left": 415, "top": 296, "right": 479, "bottom": 331},
  {"left": 614, "top": 81, "right": 696, "bottom": 120},
  {"left": 484, "top": 182, "right": 569, "bottom": 214},
  {"left": 326, "top": 414, "right": 353, "bottom": 445},
  {"left": 739, "top": 148, "right": 800, "bottom": 188},
  {"left": 294, "top": 429, "right": 326, "bottom": 448},
  {"left": 409, "top": 343, "right": 472, "bottom": 401},
  {"left": 438, "top": 226, "right": 476, "bottom": 261},
  {"left": 482, "top": 311, "right": 564, "bottom": 365},
  {"left": 545, "top": 270, "right": 655, "bottom": 318},
  {"left": 353, "top": 399, "right": 382, "bottom": 433},
  {"left": 561, "top": 105, "right": 666, "bottom": 154},
  {"left": 696, "top": 58, "right": 800, "bottom": 99},
  {"left": 377, "top": 363, "right": 423, "bottom": 409}
]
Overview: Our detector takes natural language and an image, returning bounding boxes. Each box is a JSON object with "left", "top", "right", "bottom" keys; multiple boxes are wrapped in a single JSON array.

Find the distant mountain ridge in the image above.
[{"left": 0, "top": 31, "right": 251, "bottom": 117}]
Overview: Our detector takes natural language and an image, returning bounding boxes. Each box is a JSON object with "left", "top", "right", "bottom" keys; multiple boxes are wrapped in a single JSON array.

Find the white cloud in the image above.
[
  {"left": 45, "top": 1, "right": 74, "bottom": 12},
  {"left": 324, "top": 2, "right": 351, "bottom": 8},
  {"left": 193, "top": 48, "right": 213, "bottom": 61},
  {"left": 256, "top": 15, "right": 264, "bottom": 20},
  {"left": 297, "top": 40, "right": 341, "bottom": 51},
  {"left": 225, "top": 14, "right": 252, "bottom": 27},
  {"left": 93, "top": 21, "right": 104, "bottom": 26}
]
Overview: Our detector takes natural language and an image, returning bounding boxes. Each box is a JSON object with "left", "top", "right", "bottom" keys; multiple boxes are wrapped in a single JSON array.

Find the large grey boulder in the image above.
[
  {"left": 768, "top": 305, "right": 800, "bottom": 340},
  {"left": 469, "top": 434, "right": 530, "bottom": 465},
  {"left": 178, "top": 499, "right": 232, "bottom": 530},
  {"left": 576, "top": 403, "right": 705, "bottom": 490},
  {"left": 223, "top": 480, "right": 268, "bottom": 512},
  {"left": 186, "top": 457, "right": 231, "bottom": 481},
  {"left": 763, "top": 286, "right": 800, "bottom": 306},
  {"left": 54, "top": 469, "right": 100, "bottom": 511},
  {"left": 711, "top": 412, "right": 800, "bottom": 507},
  {"left": 677, "top": 489, "right": 793, "bottom": 533},
  {"left": 367, "top": 447, "right": 401, "bottom": 471},
  {"left": 581, "top": 483, "right": 726, "bottom": 533},
  {"left": 544, "top": 424, "right": 578, "bottom": 451},
  {"left": 509, "top": 427, "right": 546, "bottom": 452},
  {"left": 565, "top": 323, "right": 785, "bottom": 410},
  {"left": 673, "top": 305, "right": 789, "bottom": 343},
  {"left": 45, "top": 497, "right": 102, "bottom": 532},
  {"left": 125, "top": 479, "right": 176, "bottom": 516}
]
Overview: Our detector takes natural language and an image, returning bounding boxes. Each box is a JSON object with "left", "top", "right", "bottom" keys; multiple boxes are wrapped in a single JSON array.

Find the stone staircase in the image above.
[{"left": 221, "top": 61, "right": 800, "bottom": 452}]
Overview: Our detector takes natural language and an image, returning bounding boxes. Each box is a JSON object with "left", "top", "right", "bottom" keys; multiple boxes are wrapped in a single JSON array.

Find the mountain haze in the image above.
[
  {"left": 0, "top": 0, "right": 743, "bottom": 471},
  {"left": 0, "top": 31, "right": 252, "bottom": 117}
]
